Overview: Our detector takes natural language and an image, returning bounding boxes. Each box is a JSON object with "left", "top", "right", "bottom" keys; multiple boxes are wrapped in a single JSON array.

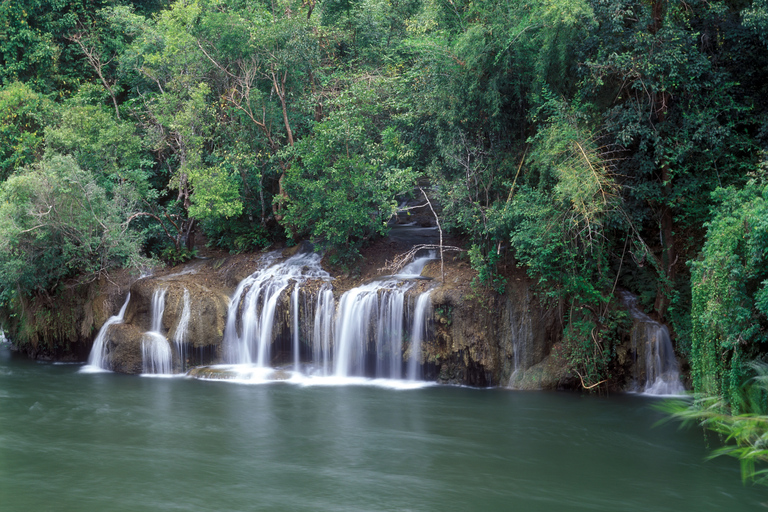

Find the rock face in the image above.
[
  {"left": 9, "top": 246, "right": 567, "bottom": 385},
  {"left": 421, "top": 260, "right": 562, "bottom": 387},
  {"left": 100, "top": 263, "right": 233, "bottom": 374}
]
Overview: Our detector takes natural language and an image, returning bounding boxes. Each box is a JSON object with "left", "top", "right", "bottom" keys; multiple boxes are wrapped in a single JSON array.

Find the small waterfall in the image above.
[
  {"left": 311, "top": 284, "right": 335, "bottom": 376},
  {"left": 173, "top": 288, "right": 191, "bottom": 371},
  {"left": 223, "top": 251, "right": 330, "bottom": 366},
  {"left": 218, "top": 247, "right": 435, "bottom": 381},
  {"left": 86, "top": 293, "right": 131, "bottom": 370},
  {"left": 507, "top": 289, "right": 534, "bottom": 389},
  {"left": 334, "top": 251, "right": 435, "bottom": 379},
  {"left": 149, "top": 288, "right": 166, "bottom": 333},
  {"left": 394, "top": 251, "right": 436, "bottom": 278},
  {"left": 407, "top": 291, "right": 432, "bottom": 380},
  {"left": 141, "top": 288, "right": 172, "bottom": 375},
  {"left": 292, "top": 284, "right": 300, "bottom": 372},
  {"left": 142, "top": 332, "right": 173, "bottom": 374},
  {"left": 333, "top": 281, "right": 414, "bottom": 379},
  {"left": 621, "top": 292, "right": 685, "bottom": 395}
]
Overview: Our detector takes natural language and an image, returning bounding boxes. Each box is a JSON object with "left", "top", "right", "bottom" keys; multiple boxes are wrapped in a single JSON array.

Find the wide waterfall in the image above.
[
  {"left": 217, "top": 248, "right": 436, "bottom": 382},
  {"left": 85, "top": 293, "right": 131, "bottom": 371},
  {"left": 621, "top": 291, "right": 685, "bottom": 395},
  {"left": 223, "top": 251, "right": 331, "bottom": 366},
  {"left": 141, "top": 288, "right": 173, "bottom": 375}
]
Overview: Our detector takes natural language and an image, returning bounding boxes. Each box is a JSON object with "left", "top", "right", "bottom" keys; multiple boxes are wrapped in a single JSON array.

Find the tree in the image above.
[
  {"left": 0, "top": 154, "right": 147, "bottom": 307},
  {"left": 282, "top": 80, "right": 418, "bottom": 262},
  {"left": 690, "top": 178, "right": 768, "bottom": 404},
  {"left": 582, "top": 0, "right": 760, "bottom": 321},
  {"left": 0, "top": 82, "right": 54, "bottom": 181}
]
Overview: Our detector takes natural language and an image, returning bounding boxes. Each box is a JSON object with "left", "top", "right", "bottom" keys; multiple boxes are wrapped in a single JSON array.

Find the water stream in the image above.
[
  {"left": 407, "top": 291, "right": 432, "bottom": 380},
  {"left": 141, "top": 288, "right": 172, "bottom": 375},
  {"left": 622, "top": 291, "right": 685, "bottom": 395},
  {"left": 172, "top": 288, "right": 191, "bottom": 371},
  {"left": 223, "top": 251, "right": 331, "bottom": 367},
  {"left": 84, "top": 293, "right": 131, "bottom": 372}
]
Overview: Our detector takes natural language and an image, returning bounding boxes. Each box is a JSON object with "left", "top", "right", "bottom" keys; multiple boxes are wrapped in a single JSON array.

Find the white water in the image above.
[
  {"left": 223, "top": 251, "right": 331, "bottom": 366},
  {"left": 311, "top": 284, "right": 335, "bottom": 376},
  {"left": 193, "top": 364, "right": 435, "bottom": 389},
  {"left": 334, "top": 281, "right": 405, "bottom": 378},
  {"left": 173, "top": 288, "right": 191, "bottom": 371},
  {"left": 622, "top": 292, "right": 685, "bottom": 395},
  {"left": 292, "top": 284, "right": 300, "bottom": 372},
  {"left": 220, "top": 247, "right": 436, "bottom": 381},
  {"left": 334, "top": 250, "right": 435, "bottom": 379},
  {"left": 142, "top": 332, "right": 173, "bottom": 374},
  {"left": 141, "top": 288, "right": 172, "bottom": 375},
  {"left": 408, "top": 291, "right": 432, "bottom": 380},
  {"left": 83, "top": 293, "right": 131, "bottom": 372}
]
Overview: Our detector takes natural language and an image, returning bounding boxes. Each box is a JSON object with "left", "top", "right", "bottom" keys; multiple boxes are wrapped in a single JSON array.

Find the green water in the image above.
[{"left": 0, "top": 344, "right": 764, "bottom": 511}]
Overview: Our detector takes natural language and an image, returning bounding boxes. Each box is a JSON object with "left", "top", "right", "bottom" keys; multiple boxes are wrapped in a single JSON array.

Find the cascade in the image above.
[
  {"left": 86, "top": 293, "right": 131, "bottom": 370},
  {"left": 223, "top": 251, "right": 331, "bottom": 366},
  {"left": 311, "top": 284, "right": 335, "bottom": 376},
  {"left": 292, "top": 284, "right": 300, "bottom": 372},
  {"left": 141, "top": 288, "right": 173, "bottom": 375},
  {"left": 621, "top": 291, "right": 685, "bottom": 395},
  {"left": 173, "top": 288, "right": 191, "bottom": 371},
  {"left": 407, "top": 291, "right": 432, "bottom": 380},
  {"left": 219, "top": 245, "right": 437, "bottom": 381},
  {"left": 333, "top": 252, "right": 435, "bottom": 379}
]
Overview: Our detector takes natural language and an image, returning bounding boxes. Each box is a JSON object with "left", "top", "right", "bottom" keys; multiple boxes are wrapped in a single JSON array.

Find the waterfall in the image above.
[
  {"left": 223, "top": 251, "right": 331, "bottom": 366},
  {"left": 292, "top": 284, "right": 300, "bottom": 373},
  {"left": 621, "top": 291, "right": 685, "bottom": 395},
  {"left": 407, "top": 291, "right": 432, "bottom": 380},
  {"left": 141, "top": 288, "right": 173, "bottom": 375},
  {"left": 86, "top": 293, "right": 131, "bottom": 370},
  {"left": 173, "top": 288, "right": 191, "bottom": 371},
  {"left": 311, "top": 285, "right": 335, "bottom": 376},
  {"left": 142, "top": 332, "right": 173, "bottom": 374},
  {"left": 334, "top": 251, "right": 435, "bottom": 379},
  {"left": 394, "top": 251, "right": 436, "bottom": 278},
  {"left": 218, "top": 247, "right": 436, "bottom": 381},
  {"left": 150, "top": 288, "right": 166, "bottom": 332}
]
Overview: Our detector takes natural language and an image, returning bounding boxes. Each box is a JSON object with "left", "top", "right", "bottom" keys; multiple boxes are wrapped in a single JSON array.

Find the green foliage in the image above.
[
  {"left": 0, "top": 82, "right": 55, "bottom": 181},
  {"left": 201, "top": 215, "right": 271, "bottom": 253},
  {"left": 45, "top": 95, "right": 151, "bottom": 193},
  {"left": 743, "top": 0, "right": 768, "bottom": 46},
  {"left": 690, "top": 179, "right": 768, "bottom": 405},
  {"left": 660, "top": 362, "right": 768, "bottom": 486},
  {"left": 160, "top": 245, "right": 197, "bottom": 265},
  {"left": 0, "top": 155, "right": 148, "bottom": 306},
  {"left": 282, "top": 80, "right": 418, "bottom": 263},
  {"left": 0, "top": 0, "right": 767, "bottom": 379}
]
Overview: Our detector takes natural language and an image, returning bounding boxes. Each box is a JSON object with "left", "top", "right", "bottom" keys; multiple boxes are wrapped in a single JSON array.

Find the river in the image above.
[{"left": 0, "top": 343, "right": 763, "bottom": 511}]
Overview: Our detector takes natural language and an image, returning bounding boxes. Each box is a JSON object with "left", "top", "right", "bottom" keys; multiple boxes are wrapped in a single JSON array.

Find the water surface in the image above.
[{"left": 0, "top": 344, "right": 763, "bottom": 511}]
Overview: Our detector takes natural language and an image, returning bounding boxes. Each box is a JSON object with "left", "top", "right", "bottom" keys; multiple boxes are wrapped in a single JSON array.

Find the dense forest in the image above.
[{"left": 0, "top": 0, "right": 767, "bottom": 407}]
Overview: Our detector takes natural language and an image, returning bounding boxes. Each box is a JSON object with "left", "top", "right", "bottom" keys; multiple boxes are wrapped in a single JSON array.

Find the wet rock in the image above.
[{"left": 105, "top": 323, "right": 144, "bottom": 374}]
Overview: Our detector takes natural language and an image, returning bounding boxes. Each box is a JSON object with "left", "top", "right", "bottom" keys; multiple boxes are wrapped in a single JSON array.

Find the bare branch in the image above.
[{"left": 379, "top": 244, "right": 463, "bottom": 276}]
